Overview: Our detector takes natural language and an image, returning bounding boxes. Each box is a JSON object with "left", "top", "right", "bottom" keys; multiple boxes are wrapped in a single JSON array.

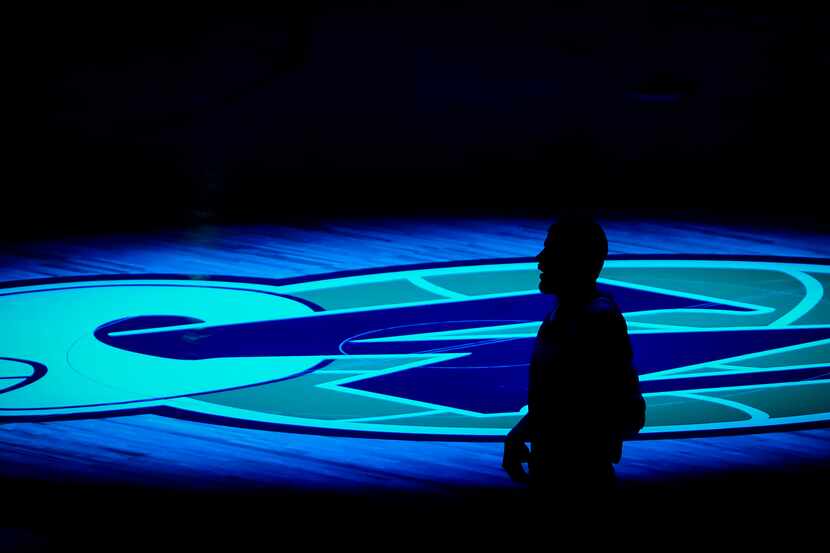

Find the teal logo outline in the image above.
[{"left": 1, "top": 255, "right": 829, "bottom": 441}]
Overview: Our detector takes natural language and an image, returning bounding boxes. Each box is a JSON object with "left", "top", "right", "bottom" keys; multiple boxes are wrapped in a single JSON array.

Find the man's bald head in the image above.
[{"left": 537, "top": 217, "right": 608, "bottom": 296}]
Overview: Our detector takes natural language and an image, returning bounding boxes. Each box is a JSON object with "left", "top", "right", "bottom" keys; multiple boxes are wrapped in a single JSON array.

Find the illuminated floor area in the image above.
[{"left": 2, "top": 216, "right": 830, "bottom": 543}]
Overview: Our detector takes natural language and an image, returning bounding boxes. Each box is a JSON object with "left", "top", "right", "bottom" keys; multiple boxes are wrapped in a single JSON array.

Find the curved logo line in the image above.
[{"left": 0, "top": 255, "right": 828, "bottom": 441}]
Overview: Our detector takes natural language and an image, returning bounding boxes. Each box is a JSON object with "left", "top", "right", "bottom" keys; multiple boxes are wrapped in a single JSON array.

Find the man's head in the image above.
[{"left": 537, "top": 217, "right": 608, "bottom": 297}]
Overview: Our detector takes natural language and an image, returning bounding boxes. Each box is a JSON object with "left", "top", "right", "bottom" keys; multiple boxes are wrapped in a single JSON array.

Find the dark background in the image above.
[{"left": 9, "top": 2, "right": 829, "bottom": 239}]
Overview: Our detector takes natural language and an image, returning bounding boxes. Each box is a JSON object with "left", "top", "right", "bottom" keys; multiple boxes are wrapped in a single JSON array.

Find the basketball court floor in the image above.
[{"left": 2, "top": 214, "right": 829, "bottom": 546}]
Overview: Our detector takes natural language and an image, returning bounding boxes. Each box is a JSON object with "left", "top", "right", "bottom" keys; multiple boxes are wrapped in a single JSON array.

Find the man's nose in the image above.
[{"left": 536, "top": 250, "right": 545, "bottom": 270}]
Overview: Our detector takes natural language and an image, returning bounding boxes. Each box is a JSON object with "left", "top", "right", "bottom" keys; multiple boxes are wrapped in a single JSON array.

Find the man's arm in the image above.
[
  {"left": 507, "top": 413, "right": 531, "bottom": 442},
  {"left": 598, "top": 307, "right": 645, "bottom": 440},
  {"left": 502, "top": 346, "right": 538, "bottom": 483},
  {"left": 502, "top": 414, "right": 531, "bottom": 483}
]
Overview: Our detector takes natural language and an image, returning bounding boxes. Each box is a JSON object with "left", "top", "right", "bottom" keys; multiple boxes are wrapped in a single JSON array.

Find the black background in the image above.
[{"left": 8, "top": 2, "right": 829, "bottom": 235}]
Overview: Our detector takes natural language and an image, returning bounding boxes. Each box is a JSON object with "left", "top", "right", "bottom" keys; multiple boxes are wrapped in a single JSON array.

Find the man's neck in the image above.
[{"left": 556, "top": 284, "right": 599, "bottom": 310}]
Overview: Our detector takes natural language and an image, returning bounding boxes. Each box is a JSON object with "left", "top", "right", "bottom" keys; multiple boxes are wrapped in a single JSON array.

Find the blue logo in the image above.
[{"left": 1, "top": 256, "right": 829, "bottom": 440}]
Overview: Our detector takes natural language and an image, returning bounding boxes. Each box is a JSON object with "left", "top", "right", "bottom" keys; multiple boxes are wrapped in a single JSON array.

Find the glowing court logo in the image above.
[{"left": 2, "top": 256, "right": 830, "bottom": 440}]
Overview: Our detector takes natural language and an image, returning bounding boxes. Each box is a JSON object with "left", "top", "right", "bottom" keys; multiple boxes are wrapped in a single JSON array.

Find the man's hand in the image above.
[{"left": 502, "top": 435, "right": 530, "bottom": 484}]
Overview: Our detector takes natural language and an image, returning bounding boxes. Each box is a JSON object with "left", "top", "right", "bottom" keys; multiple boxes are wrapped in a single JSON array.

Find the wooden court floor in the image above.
[{"left": 1, "top": 215, "right": 829, "bottom": 543}]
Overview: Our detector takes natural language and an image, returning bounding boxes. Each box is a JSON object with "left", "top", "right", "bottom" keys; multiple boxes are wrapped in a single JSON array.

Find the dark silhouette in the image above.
[{"left": 502, "top": 217, "right": 645, "bottom": 502}]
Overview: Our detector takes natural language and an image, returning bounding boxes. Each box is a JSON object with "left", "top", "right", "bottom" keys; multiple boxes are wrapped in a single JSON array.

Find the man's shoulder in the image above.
[
  {"left": 582, "top": 294, "right": 627, "bottom": 332},
  {"left": 585, "top": 293, "right": 620, "bottom": 318}
]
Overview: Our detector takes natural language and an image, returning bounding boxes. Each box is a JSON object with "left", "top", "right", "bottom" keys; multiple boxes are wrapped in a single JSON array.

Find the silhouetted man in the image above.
[{"left": 502, "top": 217, "right": 645, "bottom": 502}]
